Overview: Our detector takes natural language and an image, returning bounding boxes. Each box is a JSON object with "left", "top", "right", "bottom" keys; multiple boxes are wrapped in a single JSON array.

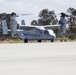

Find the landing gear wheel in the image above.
[
  {"left": 24, "top": 39, "right": 28, "bottom": 43},
  {"left": 51, "top": 39, "right": 54, "bottom": 42},
  {"left": 38, "top": 40, "right": 42, "bottom": 42}
]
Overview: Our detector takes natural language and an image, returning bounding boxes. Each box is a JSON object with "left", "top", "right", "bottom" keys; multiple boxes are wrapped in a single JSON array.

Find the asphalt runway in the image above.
[{"left": 0, "top": 42, "right": 76, "bottom": 75}]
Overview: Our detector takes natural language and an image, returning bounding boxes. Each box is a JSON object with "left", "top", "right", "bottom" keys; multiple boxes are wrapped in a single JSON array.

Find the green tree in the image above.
[
  {"left": 67, "top": 7, "right": 76, "bottom": 33},
  {"left": 38, "top": 9, "right": 58, "bottom": 25},
  {"left": 31, "top": 20, "right": 38, "bottom": 25}
]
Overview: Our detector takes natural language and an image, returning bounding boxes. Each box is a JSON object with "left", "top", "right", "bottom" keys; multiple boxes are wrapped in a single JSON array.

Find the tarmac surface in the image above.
[{"left": 0, "top": 42, "right": 76, "bottom": 75}]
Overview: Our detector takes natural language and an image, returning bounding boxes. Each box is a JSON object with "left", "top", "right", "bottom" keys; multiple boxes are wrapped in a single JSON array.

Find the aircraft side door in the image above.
[{"left": 43, "top": 30, "right": 49, "bottom": 39}]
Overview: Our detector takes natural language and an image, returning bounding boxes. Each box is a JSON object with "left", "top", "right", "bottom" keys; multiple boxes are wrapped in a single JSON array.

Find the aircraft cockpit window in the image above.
[
  {"left": 44, "top": 30, "right": 49, "bottom": 34},
  {"left": 21, "top": 20, "right": 25, "bottom": 25}
]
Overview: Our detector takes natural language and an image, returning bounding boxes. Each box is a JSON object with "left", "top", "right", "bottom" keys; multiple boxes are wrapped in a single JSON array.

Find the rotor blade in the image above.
[{"left": 20, "top": 14, "right": 32, "bottom": 16}]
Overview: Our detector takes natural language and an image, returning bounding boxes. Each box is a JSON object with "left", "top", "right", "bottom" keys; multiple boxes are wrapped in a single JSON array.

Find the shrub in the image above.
[{"left": 69, "top": 35, "right": 76, "bottom": 40}]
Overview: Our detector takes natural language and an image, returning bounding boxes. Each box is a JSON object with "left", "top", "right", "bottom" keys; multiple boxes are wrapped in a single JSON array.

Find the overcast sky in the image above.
[
  {"left": 0, "top": 0, "right": 76, "bottom": 14},
  {"left": 0, "top": 0, "right": 76, "bottom": 24}
]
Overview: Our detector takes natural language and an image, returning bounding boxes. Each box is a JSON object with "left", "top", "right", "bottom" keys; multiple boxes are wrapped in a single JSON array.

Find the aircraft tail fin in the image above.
[{"left": 21, "top": 20, "right": 26, "bottom": 25}]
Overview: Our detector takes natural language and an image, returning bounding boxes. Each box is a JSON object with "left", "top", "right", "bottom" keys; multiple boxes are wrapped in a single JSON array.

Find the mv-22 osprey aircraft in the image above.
[{"left": 10, "top": 12, "right": 61, "bottom": 43}]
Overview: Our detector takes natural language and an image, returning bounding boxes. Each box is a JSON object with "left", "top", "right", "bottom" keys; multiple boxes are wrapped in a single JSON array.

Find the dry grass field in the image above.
[{"left": 0, "top": 36, "right": 76, "bottom": 43}]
